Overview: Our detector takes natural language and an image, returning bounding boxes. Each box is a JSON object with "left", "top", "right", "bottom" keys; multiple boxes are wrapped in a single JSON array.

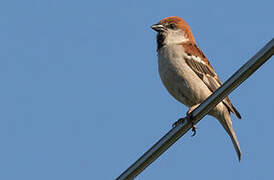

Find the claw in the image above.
[
  {"left": 172, "top": 114, "right": 197, "bottom": 137},
  {"left": 186, "top": 114, "right": 197, "bottom": 137},
  {"left": 191, "top": 124, "right": 197, "bottom": 137}
]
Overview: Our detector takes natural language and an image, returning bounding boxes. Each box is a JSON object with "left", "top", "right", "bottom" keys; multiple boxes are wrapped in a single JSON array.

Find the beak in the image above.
[{"left": 151, "top": 24, "right": 165, "bottom": 32}]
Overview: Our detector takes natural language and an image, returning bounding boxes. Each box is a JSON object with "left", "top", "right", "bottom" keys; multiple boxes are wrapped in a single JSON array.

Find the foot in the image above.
[
  {"left": 191, "top": 123, "right": 197, "bottom": 137},
  {"left": 186, "top": 104, "right": 200, "bottom": 137},
  {"left": 172, "top": 114, "right": 197, "bottom": 136},
  {"left": 186, "top": 111, "right": 197, "bottom": 137},
  {"left": 172, "top": 118, "right": 185, "bottom": 128}
]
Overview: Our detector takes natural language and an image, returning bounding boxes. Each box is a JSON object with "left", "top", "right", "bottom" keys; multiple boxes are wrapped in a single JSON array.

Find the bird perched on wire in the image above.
[{"left": 151, "top": 16, "right": 242, "bottom": 161}]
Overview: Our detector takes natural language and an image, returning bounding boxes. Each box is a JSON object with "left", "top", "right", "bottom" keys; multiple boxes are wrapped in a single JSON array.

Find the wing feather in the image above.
[{"left": 182, "top": 42, "right": 241, "bottom": 119}]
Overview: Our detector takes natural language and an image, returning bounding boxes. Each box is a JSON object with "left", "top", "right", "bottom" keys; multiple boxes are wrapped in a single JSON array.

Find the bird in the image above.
[{"left": 151, "top": 16, "right": 242, "bottom": 161}]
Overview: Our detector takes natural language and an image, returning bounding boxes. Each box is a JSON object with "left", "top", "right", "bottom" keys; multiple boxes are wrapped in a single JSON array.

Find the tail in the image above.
[
  {"left": 218, "top": 111, "right": 241, "bottom": 161},
  {"left": 231, "top": 104, "right": 242, "bottom": 119}
]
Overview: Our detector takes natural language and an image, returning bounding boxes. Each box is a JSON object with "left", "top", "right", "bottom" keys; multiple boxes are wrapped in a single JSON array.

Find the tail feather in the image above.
[
  {"left": 219, "top": 112, "right": 241, "bottom": 161},
  {"left": 231, "top": 104, "right": 242, "bottom": 119},
  {"left": 223, "top": 98, "right": 242, "bottom": 119}
]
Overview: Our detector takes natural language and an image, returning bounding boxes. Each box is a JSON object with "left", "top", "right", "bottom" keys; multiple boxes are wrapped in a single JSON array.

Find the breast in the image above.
[{"left": 157, "top": 44, "right": 212, "bottom": 107}]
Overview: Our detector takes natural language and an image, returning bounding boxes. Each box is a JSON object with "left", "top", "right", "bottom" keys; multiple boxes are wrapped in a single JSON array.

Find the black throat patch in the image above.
[{"left": 156, "top": 33, "right": 166, "bottom": 51}]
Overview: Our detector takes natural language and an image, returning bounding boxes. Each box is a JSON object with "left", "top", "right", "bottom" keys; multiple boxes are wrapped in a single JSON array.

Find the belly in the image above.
[{"left": 158, "top": 46, "right": 212, "bottom": 107}]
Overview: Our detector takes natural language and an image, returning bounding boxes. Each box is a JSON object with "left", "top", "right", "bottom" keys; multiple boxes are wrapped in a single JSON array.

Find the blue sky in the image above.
[{"left": 0, "top": 0, "right": 273, "bottom": 179}]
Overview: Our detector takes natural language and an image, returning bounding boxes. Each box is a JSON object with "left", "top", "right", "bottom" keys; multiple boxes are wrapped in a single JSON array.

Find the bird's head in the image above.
[{"left": 151, "top": 16, "right": 195, "bottom": 49}]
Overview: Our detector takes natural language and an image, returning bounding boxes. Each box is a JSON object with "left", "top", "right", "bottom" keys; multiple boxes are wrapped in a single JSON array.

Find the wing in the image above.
[{"left": 181, "top": 42, "right": 241, "bottom": 119}]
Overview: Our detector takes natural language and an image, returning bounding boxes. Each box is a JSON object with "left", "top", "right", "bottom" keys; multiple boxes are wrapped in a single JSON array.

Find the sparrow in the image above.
[{"left": 151, "top": 16, "right": 242, "bottom": 161}]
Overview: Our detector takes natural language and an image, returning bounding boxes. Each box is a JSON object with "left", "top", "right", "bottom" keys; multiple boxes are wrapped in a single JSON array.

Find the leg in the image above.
[
  {"left": 187, "top": 104, "right": 200, "bottom": 137},
  {"left": 187, "top": 104, "right": 200, "bottom": 115},
  {"left": 189, "top": 116, "right": 197, "bottom": 137},
  {"left": 172, "top": 115, "right": 197, "bottom": 137},
  {"left": 172, "top": 104, "right": 200, "bottom": 136}
]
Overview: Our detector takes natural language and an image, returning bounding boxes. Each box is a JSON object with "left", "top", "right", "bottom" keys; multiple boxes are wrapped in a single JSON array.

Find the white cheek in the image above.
[{"left": 165, "top": 30, "right": 188, "bottom": 44}]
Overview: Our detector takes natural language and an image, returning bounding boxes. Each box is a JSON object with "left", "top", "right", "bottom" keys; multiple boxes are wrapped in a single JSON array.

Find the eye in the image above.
[{"left": 168, "top": 23, "right": 177, "bottom": 29}]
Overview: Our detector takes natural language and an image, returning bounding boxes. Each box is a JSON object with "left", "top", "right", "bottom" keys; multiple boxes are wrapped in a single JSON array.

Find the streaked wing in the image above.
[{"left": 181, "top": 42, "right": 241, "bottom": 119}]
